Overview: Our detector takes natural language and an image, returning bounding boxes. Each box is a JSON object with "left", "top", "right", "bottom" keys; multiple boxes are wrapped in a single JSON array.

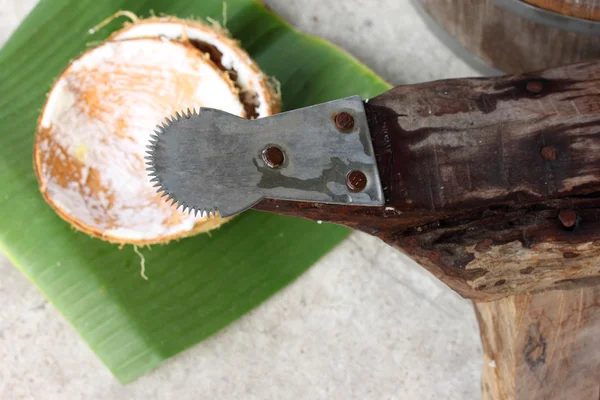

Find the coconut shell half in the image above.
[{"left": 34, "top": 19, "right": 280, "bottom": 245}]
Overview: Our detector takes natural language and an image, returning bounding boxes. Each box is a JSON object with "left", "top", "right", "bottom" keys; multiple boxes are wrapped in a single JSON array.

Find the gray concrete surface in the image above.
[{"left": 0, "top": 1, "right": 484, "bottom": 399}]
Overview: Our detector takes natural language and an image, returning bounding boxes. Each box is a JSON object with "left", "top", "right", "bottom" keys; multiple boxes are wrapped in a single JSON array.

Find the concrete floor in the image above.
[{"left": 0, "top": 1, "right": 484, "bottom": 399}]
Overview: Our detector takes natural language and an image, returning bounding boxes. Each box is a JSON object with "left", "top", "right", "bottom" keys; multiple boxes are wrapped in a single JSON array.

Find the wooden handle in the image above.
[
  {"left": 254, "top": 61, "right": 600, "bottom": 301},
  {"left": 368, "top": 62, "right": 600, "bottom": 215}
]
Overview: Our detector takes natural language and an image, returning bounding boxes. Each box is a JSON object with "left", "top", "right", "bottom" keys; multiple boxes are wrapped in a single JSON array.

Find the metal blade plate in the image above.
[{"left": 147, "top": 96, "right": 384, "bottom": 217}]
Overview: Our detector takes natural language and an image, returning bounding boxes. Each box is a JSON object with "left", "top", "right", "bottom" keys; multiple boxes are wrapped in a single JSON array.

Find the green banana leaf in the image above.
[{"left": 0, "top": 0, "right": 389, "bottom": 384}]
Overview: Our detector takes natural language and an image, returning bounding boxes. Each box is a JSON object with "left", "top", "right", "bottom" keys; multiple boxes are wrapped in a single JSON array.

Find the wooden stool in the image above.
[
  {"left": 257, "top": 58, "right": 600, "bottom": 399},
  {"left": 397, "top": 2, "right": 600, "bottom": 398}
]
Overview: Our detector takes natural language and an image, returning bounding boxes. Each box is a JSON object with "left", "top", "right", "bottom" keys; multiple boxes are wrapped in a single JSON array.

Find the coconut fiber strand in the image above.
[{"left": 0, "top": 0, "right": 389, "bottom": 383}]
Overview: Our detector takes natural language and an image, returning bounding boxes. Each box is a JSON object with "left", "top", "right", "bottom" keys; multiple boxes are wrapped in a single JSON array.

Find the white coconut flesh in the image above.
[
  {"left": 35, "top": 37, "right": 250, "bottom": 244},
  {"left": 112, "top": 18, "right": 278, "bottom": 119}
]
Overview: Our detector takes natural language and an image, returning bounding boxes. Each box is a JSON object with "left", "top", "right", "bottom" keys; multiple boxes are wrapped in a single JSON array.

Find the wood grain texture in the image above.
[
  {"left": 417, "top": 0, "right": 600, "bottom": 74},
  {"left": 524, "top": 0, "right": 600, "bottom": 21},
  {"left": 474, "top": 287, "right": 600, "bottom": 399},
  {"left": 254, "top": 61, "right": 600, "bottom": 301}
]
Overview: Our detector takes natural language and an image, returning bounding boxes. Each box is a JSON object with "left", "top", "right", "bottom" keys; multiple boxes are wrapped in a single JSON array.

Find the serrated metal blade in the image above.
[{"left": 147, "top": 96, "right": 384, "bottom": 217}]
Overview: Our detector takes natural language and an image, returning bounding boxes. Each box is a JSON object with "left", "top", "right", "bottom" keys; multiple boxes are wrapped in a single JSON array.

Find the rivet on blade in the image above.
[{"left": 262, "top": 146, "right": 285, "bottom": 168}]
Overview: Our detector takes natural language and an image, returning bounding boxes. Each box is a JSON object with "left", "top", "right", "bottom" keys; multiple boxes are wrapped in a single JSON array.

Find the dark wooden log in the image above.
[
  {"left": 254, "top": 61, "right": 600, "bottom": 301},
  {"left": 414, "top": 0, "right": 600, "bottom": 74},
  {"left": 475, "top": 286, "right": 600, "bottom": 399}
]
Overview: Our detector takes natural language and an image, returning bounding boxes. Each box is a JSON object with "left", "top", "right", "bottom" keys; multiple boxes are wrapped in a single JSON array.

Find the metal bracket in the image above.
[{"left": 149, "top": 96, "right": 385, "bottom": 217}]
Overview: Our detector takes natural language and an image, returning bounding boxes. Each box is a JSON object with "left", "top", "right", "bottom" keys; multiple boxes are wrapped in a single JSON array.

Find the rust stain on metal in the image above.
[
  {"left": 262, "top": 146, "right": 285, "bottom": 168},
  {"left": 347, "top": 170, "right": 367, "bottom": 192},
  {"left": 334, "top": 112, "right": 355, "bottom": 131},
  {"left": 540, "top": 146, "right": 557, "bottom": 160}
]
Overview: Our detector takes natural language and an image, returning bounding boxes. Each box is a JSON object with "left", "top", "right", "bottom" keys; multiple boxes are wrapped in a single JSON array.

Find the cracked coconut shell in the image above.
[{"left": 34, "top": 17, "right": 281, "bottom": 245}]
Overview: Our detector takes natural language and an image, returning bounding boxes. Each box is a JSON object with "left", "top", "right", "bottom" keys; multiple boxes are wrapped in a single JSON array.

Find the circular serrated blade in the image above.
[{"left": 146, "top": 108, "right": 263, "bottom": 218}]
